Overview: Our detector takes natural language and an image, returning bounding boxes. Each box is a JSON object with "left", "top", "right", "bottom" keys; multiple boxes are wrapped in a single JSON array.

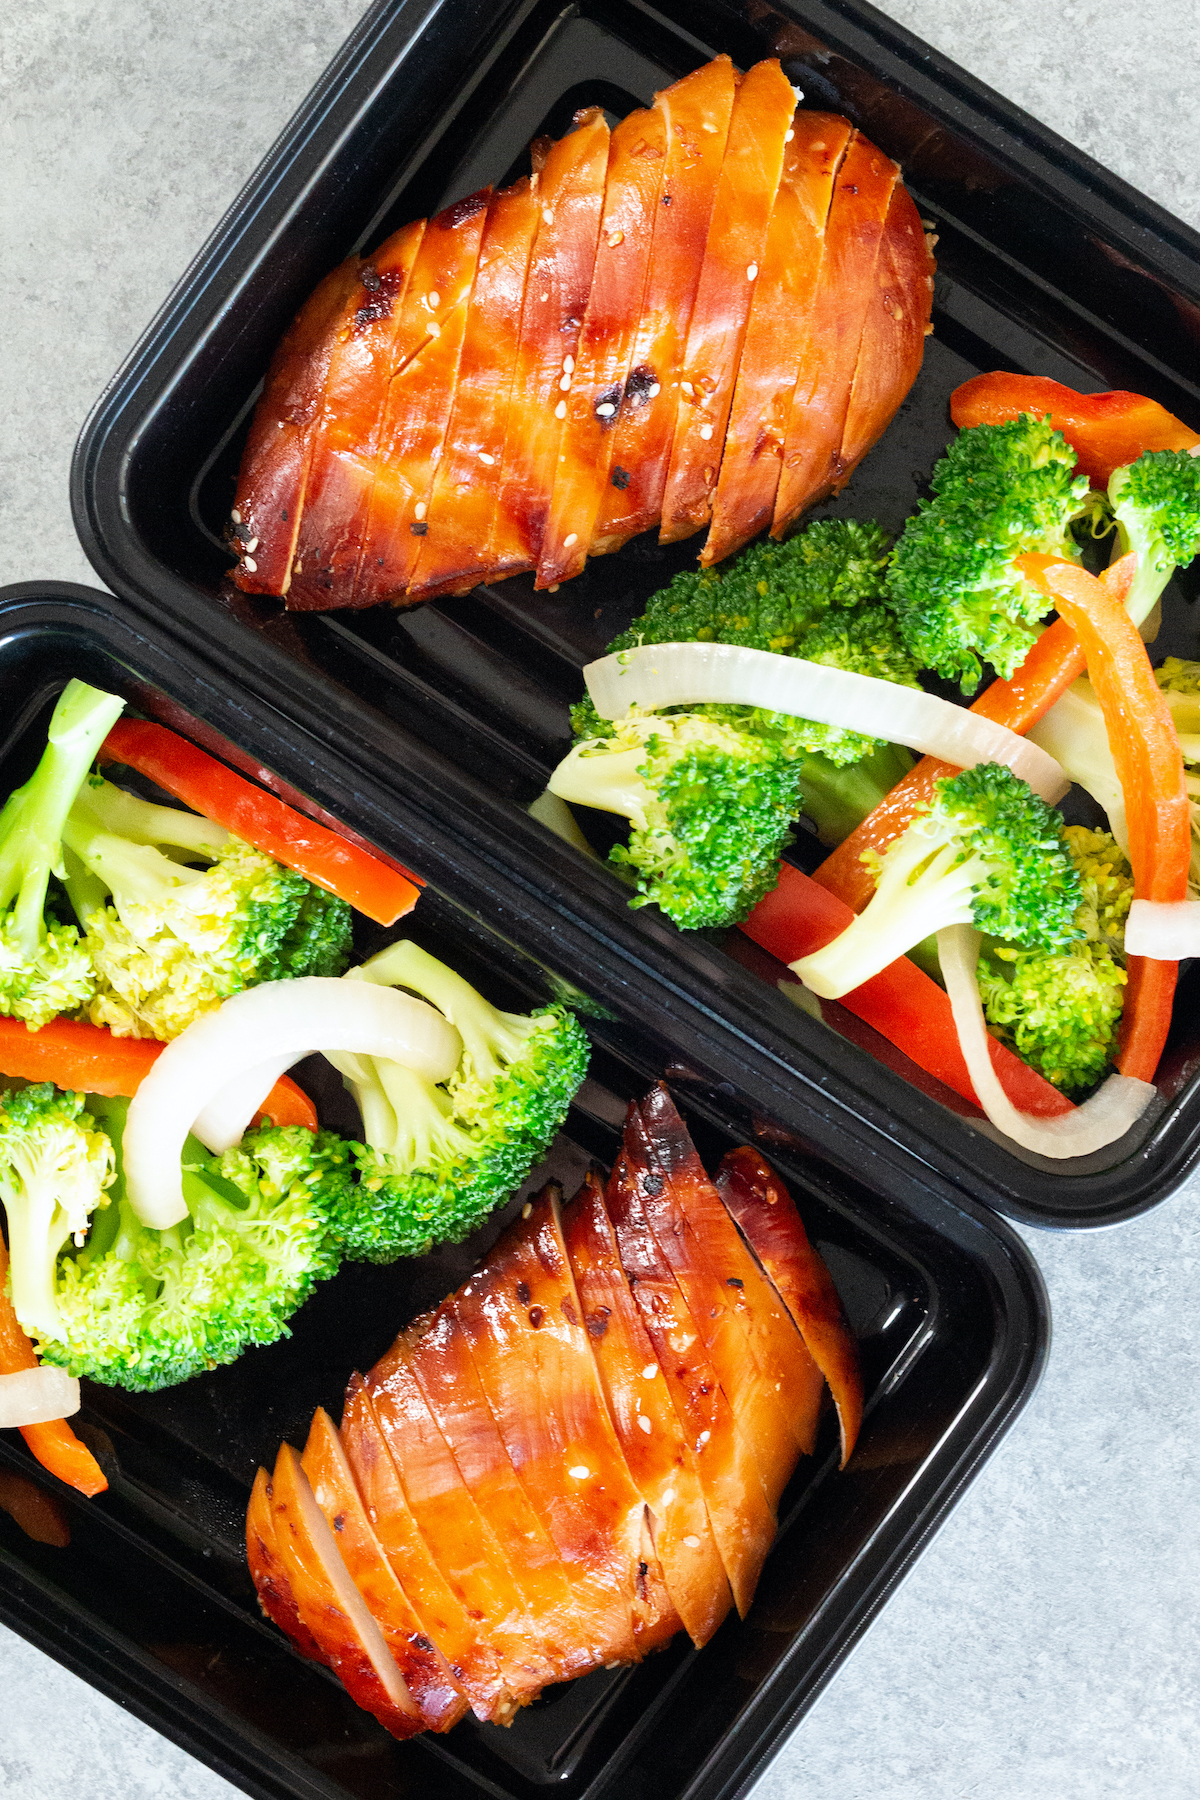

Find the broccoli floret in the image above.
[
  {"left": 977, "top": 827, "right": 1132, "bottom": 1094},
  {"left": 602, "top": 520, "right": 893, "bottom": 658},
  {"left": 888, "top": 416, "right": 1103, "bottom": 693},
  {"left": 792, "top": 762, "right": 1082, "bottom": 998},
  {"left": 1108, "top": 450, "right": 1200, "bottom": 626},
  {"left": 0, "top": 1084, "right": 115, "bottom": 1340},
  {"left": 63, "top": 777, "right": 352, "bottom": 1040},
  {"left": 35, "top": 1103, "right": 350, "bottom": 1392},
  {"left": 327, "top": 941, "right": 590, "bottom": 1260},
  {"left": 549, "top": 714, "right": 802, "bottom": 928},
  {"left": 0, "top": 682, "right": 125, "bottom": 1029},
  {"left": 572, "top": 523, "right": 907, "bottom": 768}
]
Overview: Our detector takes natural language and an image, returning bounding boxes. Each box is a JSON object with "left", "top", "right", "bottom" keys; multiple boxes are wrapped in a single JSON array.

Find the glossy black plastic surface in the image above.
[
  {"left": 0, "top": 583, "right": 1047, "bottom": 1800},
  {"left": 71, "top": 0, "right": 1200, "bottom": 1232}
]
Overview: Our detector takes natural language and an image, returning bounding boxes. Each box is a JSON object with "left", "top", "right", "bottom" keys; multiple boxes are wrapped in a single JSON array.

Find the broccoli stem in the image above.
[
  {"left": 795, "top": 742, "right": 914, "bottom": 847},
  {"left": 61, "top": 812, "right": 205, "bottom": 918},
  {"left": 547, "top": 741, "right": 653, "bottom": 832},
  {"left": 0, "top": 681, "right": 125, "bottom": 956},
  {"left": 797, "top": 833, "right": 985, "bottom": 998},
  {"left": 73, "top": 778, "right": 229, "bottom": 859},
  {"left": 354, "top": 940, "right": 531, "bottom": 1082}
]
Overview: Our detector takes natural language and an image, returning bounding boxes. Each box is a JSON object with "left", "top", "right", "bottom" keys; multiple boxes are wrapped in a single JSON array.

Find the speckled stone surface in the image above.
[{"left": 1, "top": 3, "right": 1199, "bottom": 1797}]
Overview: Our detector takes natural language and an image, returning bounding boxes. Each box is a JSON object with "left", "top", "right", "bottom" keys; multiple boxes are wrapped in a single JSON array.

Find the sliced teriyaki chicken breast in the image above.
[
  {"left": 282, "top": 219, "right": 425, "bottom": 608},
  {"left": 231, "top": 54, "right": 931, "bottom": 605},
  {"left": 703, "top": 112, "right": 852, "bottom": 565},
  {"left": 268, "top": 1441, "right": 426, "bottom": 1738},
  {"left": 560, "top": 1168, "right": 733, "bottom": 1648},
  {"left": 230, "top": 256, "right": 366, "bottom": 595},
  {"left": 658, "top": 56, "right": 797, "bottom": 543},
  {"left": 536, "top": 103, "right": 668, "bottom": 591},
  {"left": 248, "top": 1095, "right": 862, "bottom": 1739},
  {"left": 488, "top": 107, "right": 610, "bottom": 579},
  {"left": 589, "top": 54, "right": 738, "bottom": 557},
  {"left": 301, "top": 1406, "right": 469, "bottom": 1732},
  {"left": 339, "top": 1374, "right": 513, "bottom": 1721},
  {"left": 771, "top": 131, "right": 900, "bottom": 536}
]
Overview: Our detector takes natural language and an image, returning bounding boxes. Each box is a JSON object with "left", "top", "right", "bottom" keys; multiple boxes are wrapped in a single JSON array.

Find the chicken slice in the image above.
[
  {"left": 623, "top": 1104, "right": 800, "bottom": 1511},
  {"left": 340, "top": 1374, "right": 513, "bottom": 1721},
  {"left": 400, "top": 1300, "right": 597, "bottom": 1681},
  {"left": 365, "top": 1341, "right": 561, "bottom": 1702},
  {"left": 268, "top": 1441, "right": 425, "bottom": 1739},
  {"left": 231, "top": 256, "right": 365, "bottom": 595},
  {"left": 714, "top": 1148, "right": 863, "bottom": 1467},
  {"left": 638, "top": 1086, "right": 827, "bottom": 1459},
  {"left": 283, "top": 219, "right": 425, "bottom": 608},
  {"left": 407, "top": 178, "right": 542, "bottom": 600},
  {"left": 451, "top": 1184, "right": 649, "bottom": 1667},
  {"left": 659, "top": 58, "right": 797, "bottom": 544},
  {"left": 703, "top": 113, "right": 853, "bottom": 566},
  {"left": 246, "top": 1464, "right": 328, "bottom": 1664},
  {"left": 590, "top": 56, "right": 737, "bottom": 556},
  {"left": 837, "top": 182, "right": 935, "bottom": 484},
  {"left": 349, "top": 190, "right": 492, "bottom": 607},
  {"left": 560, "top": 1169, "right": 732, "bottom": 1648},
  {"left": 771, "top": 132, "right": 899, "bottom": 535},
  {"left": 536, "top": 105, "right": 668, "bottom": 590},
  {"left": 301, "top": 1406, "right": 468, "bottom": 1732},
  {"left": 488, "top": 107, "right": 610, "bottom": 578},
  {"left": 604, "top": 1136, "right": 776, "bottom": 1619}
]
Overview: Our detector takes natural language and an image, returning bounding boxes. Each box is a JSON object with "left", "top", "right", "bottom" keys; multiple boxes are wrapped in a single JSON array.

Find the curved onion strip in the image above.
[
  {"left": 937, "top": 924, "right": 1154, "bottom": 1158},
  {"left": 124, "top": 979, "right": 462, "bottom": 1229},
  {"left": 190, "top": 1053, "right": 306, "bottom": 1154},
  {"left": 584, "top": 643, "right": 1069, "bottom": 804},
  {"left": 1126, "top": 898, "right": 1200, "bottom": 960},
  {"left": 0, "top": 1366, "right": 80, "bottom": 1429}
]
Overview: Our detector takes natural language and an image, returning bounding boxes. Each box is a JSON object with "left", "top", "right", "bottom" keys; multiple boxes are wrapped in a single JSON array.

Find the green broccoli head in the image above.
[
  {"left": 65, "top": 787, "right": 352, "bottom": 1039},
  {"left": 1108, "top": 449, "right": 1200, "bottom": 625},
  {"left": 0, "top": 1084, "right": 115, "bottom": 1341},
  {"left": 978, "top": 826, "right": 1132, "bottom": 1094},
  {"left": 39, "top": 1117, "right": 350, "bottom": 1392},
  {"left": 792, "top": 762, "right": 1082, "bottom": 998},
  {"left": 888, "top": 416, "right": 1102, "bottom": 692},
  {"left": 327, "top": 943, "right": 590, "bottom": 1260},
  {"left": 0, "top": 682, "right": 126, "bottom": 1030},
  {"left": 571, "top": 523, "right": 902, "bottom": 765},
  {"left": 551, "top": 714, "right": 801, "bottom": 929},
  {"left": 603, "top": 520, "right": 893, "bottom": 660}
]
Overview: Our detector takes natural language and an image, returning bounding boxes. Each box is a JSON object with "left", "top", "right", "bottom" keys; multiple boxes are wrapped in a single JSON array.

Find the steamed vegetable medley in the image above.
[
  {"left": 548, "top": 374, "right": 1200, "bottom": 1159},
  {"left": 0, "top": 686, "right": 591, "bottom": 1494}
]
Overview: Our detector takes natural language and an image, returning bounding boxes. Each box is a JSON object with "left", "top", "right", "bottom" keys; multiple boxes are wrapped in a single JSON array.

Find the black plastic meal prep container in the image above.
[
  {"left": 0, "top": 579, "right": 1048, "bottom": 1800},
  {"left": 69, "top": 0, "right": 1200, "bottom": 1237}
]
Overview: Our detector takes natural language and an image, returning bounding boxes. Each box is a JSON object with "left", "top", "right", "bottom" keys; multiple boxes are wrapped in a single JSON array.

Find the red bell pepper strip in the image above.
[
  {"left": 810, "top": 554, "right": 1137, "bottom": 914},
  {"left": 1016, "top": 554, "right": 1191, "bottom": 1081},
  {"left": 0, "top": 1015, "right": 316, "bottom": 1130},
  {"left": 99, "top": 720, "right": 420, "bottom": 927},
  {"left": 741, "top": 862, "right": 1073, "bottom": 1117},
  {"left": 951, "top": 374, "right": 1200, "bottom": 488},
  {"left": 0, "top": 1234, "right": 107, "bottom": 1497}
]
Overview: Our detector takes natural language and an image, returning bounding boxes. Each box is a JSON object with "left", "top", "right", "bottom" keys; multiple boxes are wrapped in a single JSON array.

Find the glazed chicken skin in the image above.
[
  {"left": 247, "top": 1087, "right": 862, "bottom": 1739},
  {"left": 229, "top": 55, "right": 934, "bottom": 608}
]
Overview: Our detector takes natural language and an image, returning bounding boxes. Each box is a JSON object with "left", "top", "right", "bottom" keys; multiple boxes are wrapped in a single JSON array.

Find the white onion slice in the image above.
[
  {"left": 124, "top": 978, "right": 462, "bottom": 1229},
  {"left": 1126, "top": 898, "right": 1200, "bottom": 959},
  {"left": 1027, "top": 678, "right": 1129, "bottom": 856},
  {"left": 0, "top": 1366, "right": 80, "bottom": 1429},
  {"left": 584, "top": 643, "right": 1069, "bottom": 803},
  {"left": 190, "top": 1052, "right": 306, "bottom": 1154},
  {"left": 937, "top": 924, "right": 1154, "bottom": 1158}
]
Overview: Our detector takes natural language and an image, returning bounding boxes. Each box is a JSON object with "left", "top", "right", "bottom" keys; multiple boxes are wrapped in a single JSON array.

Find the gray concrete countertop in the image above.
[{"left": 1, "top": 2, "right": 1199, "bottom": 1796}]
